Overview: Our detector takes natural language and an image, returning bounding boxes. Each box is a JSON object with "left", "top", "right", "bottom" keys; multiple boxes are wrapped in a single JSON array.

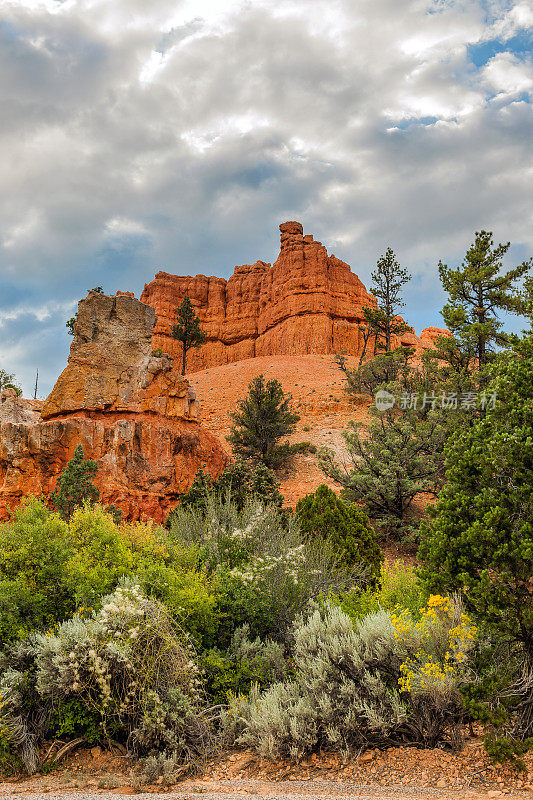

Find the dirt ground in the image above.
[{"left": 2, "top": 740, "right": 533, "bottom": 798}]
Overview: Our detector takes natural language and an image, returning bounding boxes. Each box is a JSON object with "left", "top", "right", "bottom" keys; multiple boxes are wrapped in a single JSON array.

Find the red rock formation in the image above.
[
  {"left": 0, "top": 292, "right": 227, "bottom": 523},
  {"left": 141, "top": 222, "right": 445, "bottom": 371}
]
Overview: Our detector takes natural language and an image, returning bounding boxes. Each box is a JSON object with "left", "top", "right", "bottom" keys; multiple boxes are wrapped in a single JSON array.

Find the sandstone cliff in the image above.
[
  {"left": 0, "top": 292, "right": 227, "bottom": 523},
  {"left": 141, "top": 221, "right": 444, "bottom": 371}
]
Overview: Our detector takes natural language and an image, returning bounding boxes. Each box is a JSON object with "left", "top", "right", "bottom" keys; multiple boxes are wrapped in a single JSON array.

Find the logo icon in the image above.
[{"left": 375, "top": 389, "right": 395, "bottom": 411}]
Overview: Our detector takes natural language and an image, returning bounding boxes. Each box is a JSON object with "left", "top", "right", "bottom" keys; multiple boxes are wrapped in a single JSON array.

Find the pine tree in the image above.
[
  {"left": 171, "top": 295, "right": 206, "bottom": 375},
  {"left": 434, "top": 230, "right": 531, "bottom": 375},
  {"left": 418, "top": 329, "right": 533, "bottom": 661},
  {"left": 320, "top": 407, "right": 446, "bottom": 541},
  {"left": 227, "top": 375, "right": 300, "bottom": 469},
  {"left": 296, "top": 484, "right": 382, "bottom": 580},
  {"left": 170, "top": 458, "right": 283, "bottom": 520},
  {"left": 362, "top": 248, "right": 412, "bottom": 353},
  {"left": 50, "top": 445, "right": 100, "bottom": 521}
]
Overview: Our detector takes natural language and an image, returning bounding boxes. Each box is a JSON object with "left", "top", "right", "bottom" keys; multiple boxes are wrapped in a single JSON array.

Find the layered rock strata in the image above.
[
  {"left": 0, "top": 292, "right": 227, "bottom": 522},
  {"left": 141, "top": 221, "right": 442, "bottom": 371}
]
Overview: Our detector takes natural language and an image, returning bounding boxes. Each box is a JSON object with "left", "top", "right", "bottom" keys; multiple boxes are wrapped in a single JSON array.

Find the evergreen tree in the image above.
[
  {"left": 296, "top": 484, "right": 382, "bottom": 581},
  {"left": 320, "top": 405, "right": 446, "bottom": 541},
  {"left": 342, "top": 346, "right": 415, "bottom": 398},
  {"left": 432, "top": 230, "right": 531, "bottom": 379},
  {"left": 0, "top": 369, "right": 21, "bottom": 395},
  {"left": 171, "top": 295, "right": 206, "bottom": 375},
  {"left": 50, "top": 445, "right": 100, "bottom": 521},
  {"left": 227, "top": 375, "right": 300, "bottom": 469},
  {"left": 418, "top": 330, "right": 533, "bottom": 660},
  {"left": 362, "top": 248, "right": 412, "bottom": 353},
  {"left": 172, "top": 458, "right": 283, "bottom": 518}
]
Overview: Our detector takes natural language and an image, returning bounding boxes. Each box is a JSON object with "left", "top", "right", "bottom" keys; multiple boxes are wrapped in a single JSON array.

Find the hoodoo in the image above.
[
  {"left": 0, "top": 222, "right": 445, "bottom": 521},
  {"left": 141, "top": 221, "right": 443, "bottom": 372}
]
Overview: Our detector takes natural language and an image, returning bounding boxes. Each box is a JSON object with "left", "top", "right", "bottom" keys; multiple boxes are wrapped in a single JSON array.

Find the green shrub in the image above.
[
  {"left": 484, "top": 735, "right": 533, "bottom": 771},
  {"left": 64, "top": 504, "right": 135, "bottom": 607},
  {"left": 337, "top": 558, "right": 425, "bottom": 621},
  {"left": 172, "top": 458, "right": 283, "bottom": 519},
  {"left": 48, "top": 699, "right": 102, "bottom": 744},
  {"left": 169, "top": 493, "right": 362, "bottom": 646},
  {"left": 296, "top": 484, "right": 382, "bottom": 581},
  {"left": 320, "top": 408, "right": 446, "bottom": 543},
  {"left": 200, "top": 625, "right": 286, "bottom": 705},
  {"left": 0, "top": 499, "right": 74, "bottom": 645},
  {"left": 136, "top": 751, "right": 183, "bottom": 787},
  {"left": 0, "top": 501, "right": 219, "bottom": 647},
  {"left": 224, "top": 597, "right": 475, "bottom": 759},
  {"left": 225, "top": 604, "right": 408, "bottom": 759},
  {"left": 50, "top": 446, "right": 99, "bottom": 521},
  {"left": 418, "top": 331, "right": 533, "bottom": 663},
  {"left": 0, "top": 369, "right": 22, "bottom": 396}
]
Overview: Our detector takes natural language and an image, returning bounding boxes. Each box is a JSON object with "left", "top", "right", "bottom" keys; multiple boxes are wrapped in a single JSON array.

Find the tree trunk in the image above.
[
  {"left": 182, "top": 343, "right": 187, "bottom": 376},
  {"left": 477, "top": 286, "right": 486, "bottom": 368},
  {"left": 385, "top": 321, "right": 391, "bottom": 353},
  {"left": 358, "top": 328, "right": 370, "bottom": 368}
]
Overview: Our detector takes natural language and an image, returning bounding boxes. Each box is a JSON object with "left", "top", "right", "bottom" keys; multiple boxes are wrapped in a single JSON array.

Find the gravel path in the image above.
[{"left": 0, "top": 777, "right": 527, "bottom": 800}]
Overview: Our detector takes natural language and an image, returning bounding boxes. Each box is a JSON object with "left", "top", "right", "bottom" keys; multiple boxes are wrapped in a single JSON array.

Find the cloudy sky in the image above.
[{"left": 0, "top": 0, "right": 532, "bottom": 397}]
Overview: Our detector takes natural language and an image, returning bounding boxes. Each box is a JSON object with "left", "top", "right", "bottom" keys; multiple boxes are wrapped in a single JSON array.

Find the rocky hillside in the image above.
[
  {"left": 189, "top": 352, "right": 370, "bottom": 507},
  {"left": 1, "top": 222, "right": 447, "bottom": 521}
]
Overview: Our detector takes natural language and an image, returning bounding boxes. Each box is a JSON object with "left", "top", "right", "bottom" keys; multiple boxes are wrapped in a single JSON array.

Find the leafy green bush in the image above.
[
  {"left": 0, "top": 499, "right": 74, "bottom": 644},
  {"left": 64, "top": 503, "right": 135, "bottom": 607},
  {"left": 50, "top": 446, "right": 99, "bottom": 521},
  {"left": 0, "top": 500, "right": 220, "bottom": 647},
  {"left": 169, "top": 493, "right": 362, "bottom": 646},
  {"left": 200, "top": 625, "right": 286, "bottom": 705},
  {"left": 336, "top": 558, "right": 425, "bottom": 621},
  {"left": 48, "top": 699, "right": 102, "bottom": 744},
  {"left": 172, "top": 458, "right": 283, "bottom": 518},
  {"left": 484, "top": 735, "right": 533, "bottom": 771},
  {"left": 296, "top": 484, "right": 382, "bottom": 580},
  {"left": 135, "top": 750, "right": 184, "bottom": 787}
]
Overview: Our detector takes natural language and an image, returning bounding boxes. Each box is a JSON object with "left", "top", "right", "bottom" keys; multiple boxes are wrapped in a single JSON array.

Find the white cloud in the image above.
[
  {"left": 105, "top": 217, "right": 148, "bottom": 236},
  {"left": 483, "top": 52, "right": 533, "bottom": 95},
  {"left": 0, "top": 300, "right": 76, "bottom": 327}
]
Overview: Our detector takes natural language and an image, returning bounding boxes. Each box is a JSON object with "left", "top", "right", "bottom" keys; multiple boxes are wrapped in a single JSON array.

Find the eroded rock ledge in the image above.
[{"left": 0, "top": 292, "right": 227, "bottom": 522}]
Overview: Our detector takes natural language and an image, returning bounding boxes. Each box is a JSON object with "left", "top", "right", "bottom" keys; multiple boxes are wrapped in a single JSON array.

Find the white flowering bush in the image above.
[
  {"left": 0, "top": 580, "right": 212, "bottom": 773},
  {"left": 170, "top": 494, "right": 363, "bottom": 642}
]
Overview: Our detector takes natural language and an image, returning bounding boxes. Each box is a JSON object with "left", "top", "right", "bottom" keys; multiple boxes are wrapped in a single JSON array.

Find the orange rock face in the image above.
[
  {"left": 141, "top": 222, "right": 445, "bottom": 371},
  {"left": 0, "top": 223, "right": 448, "bottom": 521},
  {"left": 0, "top": 292, "right": 227, "bottom": 523}
]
